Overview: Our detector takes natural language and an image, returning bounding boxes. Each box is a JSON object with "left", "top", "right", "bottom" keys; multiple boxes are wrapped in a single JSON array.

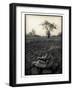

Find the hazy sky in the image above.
[{"left": 26, "top": 15, "right": 62, "bottom": 36}]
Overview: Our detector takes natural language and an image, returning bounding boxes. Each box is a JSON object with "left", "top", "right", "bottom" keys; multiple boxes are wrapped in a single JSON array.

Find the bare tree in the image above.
[
  {"left": 41, "top": 20, "right": 57, "bottom": 38},
  {"left": 27, "top": 29, "right": 36, "bottom": 36},
  {"left": 32, "top": 29, "right": 36, "bottom": 36}
]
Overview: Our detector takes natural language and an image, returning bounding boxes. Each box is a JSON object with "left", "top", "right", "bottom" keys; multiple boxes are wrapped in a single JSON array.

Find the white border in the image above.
[{"left": 16, "top": 6, "right": 69, "bottom": 84}]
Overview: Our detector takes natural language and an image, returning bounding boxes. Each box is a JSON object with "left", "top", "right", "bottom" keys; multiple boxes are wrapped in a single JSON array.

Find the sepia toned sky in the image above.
[{"left": 26, "top": 15, "right": 62, "bottom": 36}]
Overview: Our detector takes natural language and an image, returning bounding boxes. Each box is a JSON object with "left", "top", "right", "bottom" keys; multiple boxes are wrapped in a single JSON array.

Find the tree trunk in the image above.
[{"left": 47, "top": 31, "right": 50, "bottom": 38}]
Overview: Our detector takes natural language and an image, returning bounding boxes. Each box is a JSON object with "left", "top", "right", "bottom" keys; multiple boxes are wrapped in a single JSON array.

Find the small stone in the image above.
[
  {"left": 42, "top": 69, "right": 52, "bottom": 74},
  {"left": 31, "top": 67, "right": 39, "bottom": 75}
]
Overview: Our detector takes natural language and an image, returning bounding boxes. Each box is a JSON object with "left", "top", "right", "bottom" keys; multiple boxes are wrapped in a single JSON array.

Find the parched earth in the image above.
[{"left": 25, "top": 36, "right": 62, "bottom": 75}]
